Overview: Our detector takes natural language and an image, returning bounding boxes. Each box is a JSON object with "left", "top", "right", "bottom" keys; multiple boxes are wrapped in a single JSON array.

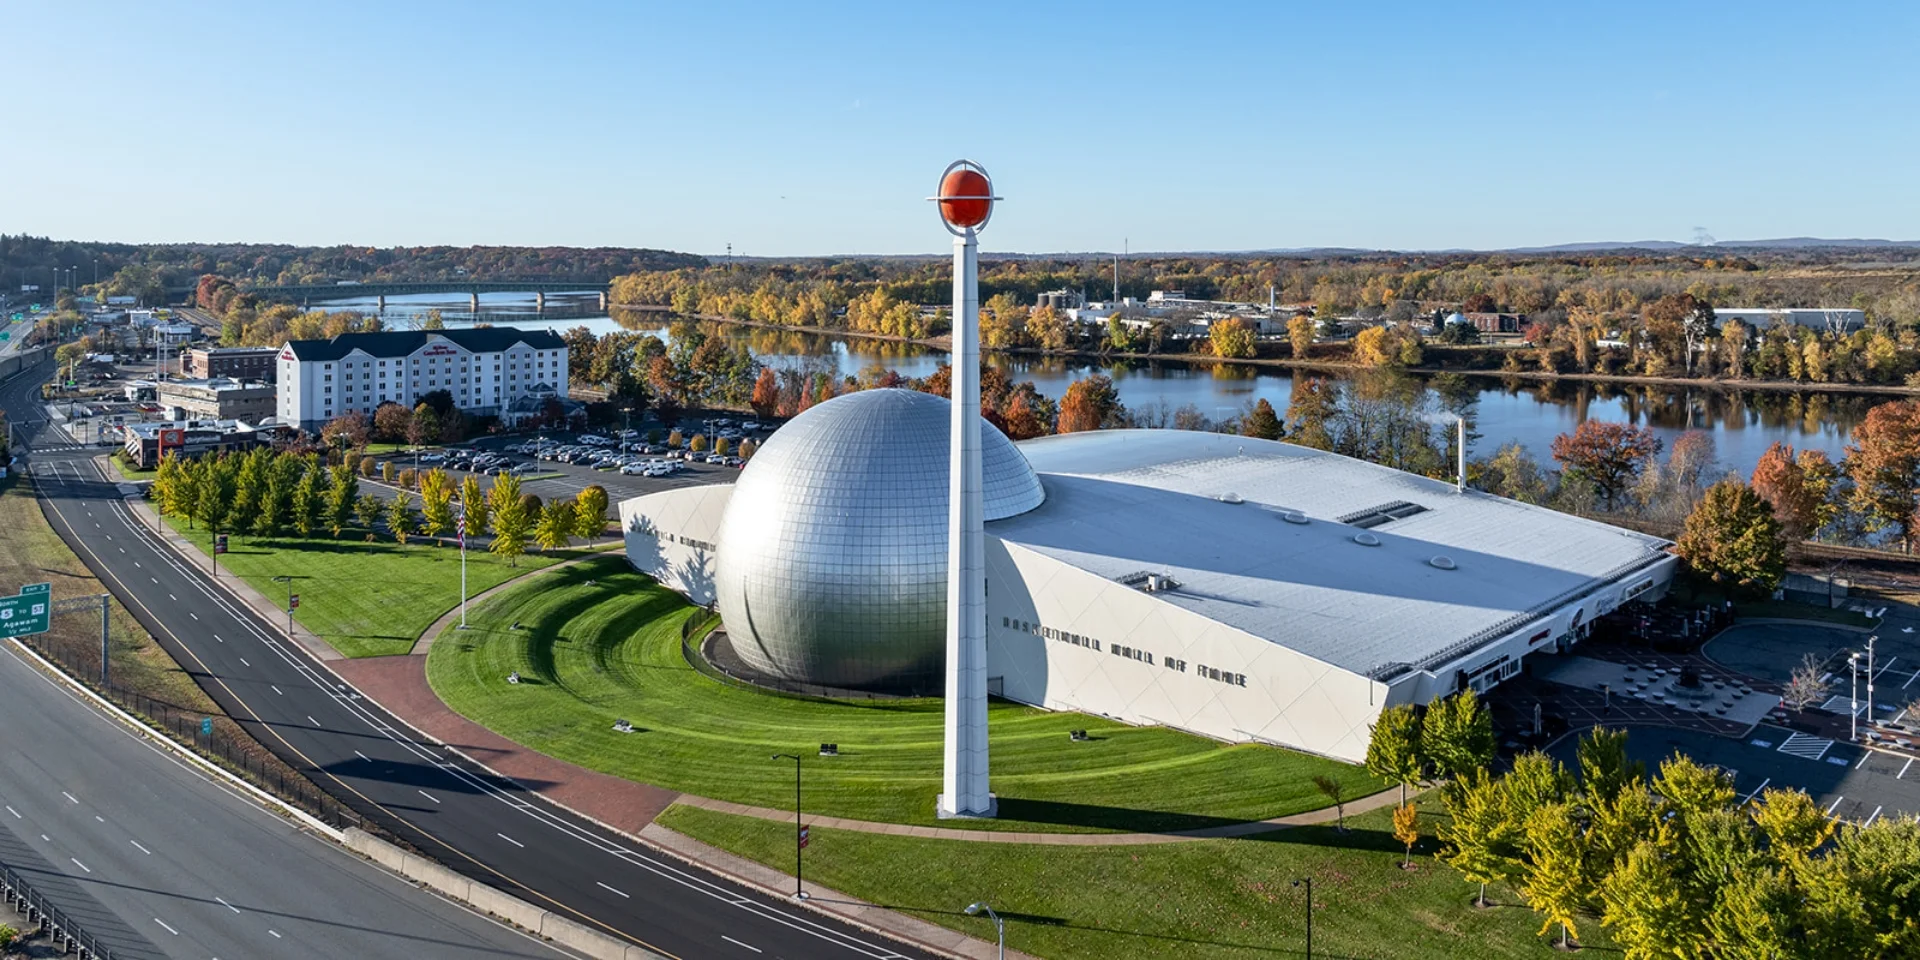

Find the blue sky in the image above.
[{"left": 4, "top": 1, "right": 1915, "bottom": 256}]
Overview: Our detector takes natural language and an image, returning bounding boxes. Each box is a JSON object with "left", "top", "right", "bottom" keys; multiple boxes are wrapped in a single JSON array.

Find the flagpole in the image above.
[{"left": 459, "top": 509, "right": 469, "bottom": 629}]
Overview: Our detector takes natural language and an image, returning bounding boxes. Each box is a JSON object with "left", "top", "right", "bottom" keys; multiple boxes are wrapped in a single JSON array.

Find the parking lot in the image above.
[{"left": 368, "top": 426, "right": 758, "bottom": 505}]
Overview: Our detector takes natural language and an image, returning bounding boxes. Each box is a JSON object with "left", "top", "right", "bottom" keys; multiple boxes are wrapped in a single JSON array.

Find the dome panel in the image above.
[{"left": 713, "top": 389, "right": 1043, "bottom": 691}]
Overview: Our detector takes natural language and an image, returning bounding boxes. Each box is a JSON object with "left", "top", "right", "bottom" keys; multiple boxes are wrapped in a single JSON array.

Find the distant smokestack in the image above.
[{"left": 1269, "top": 284, "right": 1275, "bottom": 312}]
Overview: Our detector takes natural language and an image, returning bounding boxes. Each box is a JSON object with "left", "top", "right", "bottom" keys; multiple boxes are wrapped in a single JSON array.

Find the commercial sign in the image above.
[
  {"left": 0, "top": 582, "right": 52, "bottom": 637},
  {"left": 420, "top": 343, "right": 461, "bottom": 357},
  {"left": 214, "top": 534, "right": 229, "bottom": 555},
  {"left": 798, "top": 825, "right": 810, "bottom": 849},
  {"left": 289, "top": 594, "right": 300, "bottom": 610}
]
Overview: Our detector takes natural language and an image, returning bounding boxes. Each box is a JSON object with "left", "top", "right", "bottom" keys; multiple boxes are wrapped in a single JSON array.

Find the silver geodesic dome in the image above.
[{"left": 713, "top": 388, "right": 1045, "bottom": 692}]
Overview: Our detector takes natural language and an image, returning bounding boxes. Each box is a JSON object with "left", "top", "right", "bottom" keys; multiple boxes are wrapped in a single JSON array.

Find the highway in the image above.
[
  {"left": 0, "top": 639, "right": 567, "bottom": 960},
  {"left": 1, "top": 357, "right": 932, "bottom": 960}
]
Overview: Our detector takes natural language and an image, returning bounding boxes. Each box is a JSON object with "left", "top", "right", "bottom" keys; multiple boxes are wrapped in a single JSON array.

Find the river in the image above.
[{"left": 320, "top": 292, "right": 1874, "bottom": 478}]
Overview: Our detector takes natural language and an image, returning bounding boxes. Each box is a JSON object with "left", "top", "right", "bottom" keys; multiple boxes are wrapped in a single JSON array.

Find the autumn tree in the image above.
[
  {"left": 353, "top": 493, "right": 383, "bottom": 532},
  {"left": 1521, "top": 802, "right": 1589, "bottom": 950},
  {"left": 1845, "top": 399, "right": 1920, "bottom": 549},
  {"left": 407, "top": 403, "right": 441, "bottom": 448},
  {"left": 750, "top": 367, "right": 778, "bottom": 417},
  {"left": 1392, "top": 802, "right": 1420, "bottom": 869},
  {"left": 1058, "top": 374, "right": 1123, "bottom": 434},
  {"left": 1599, "top": 841, "right": 1706, "bottom": 959},
  {"left": 1287, "top": 314, "right": 1315, "bottom": 359},
  {"left": 322, "top": 412, "right": 370, "bottom": 451},
  {"left": 487, "top": 473, "right": 530, "bottom": 565},
  {"left": 1365, "top": 703, "right": 1425, "bottom": 806},
  {"left": 1676, "top": 478, "right": 1787, "bottom": 591},
  {"left": 372, "top": 403, "right": 411, "bottom": 443},
  {"left": 291, "top": 459, "right": 324, "bottom": 536},
  {"left": 574, "top": 485, "right": 608, "bottom": 542},
  {"left": 1423, "top": 689, "right": 1495, "bottom": 785},
  {"left": 1549, "top": 420, "right": 1662, "bottom": 510},
  {"left": 418, "top": 468, "right": 455, "bottom": 538},
  {"left": 387, "top": 491, "right": 416, "bottom": 544},
  {"left": 1208, "top": 317, "right": 1257, "bottom": 359},
  {"left": 1440, "top": 770, "right": 1520, "bottom": 907},
  {"left": 1751, "top": 441, "right": 1819, "bottom": 539},
  {"left": 1284, "top": 377, "right": 1338, "bottom": 450},
  {"left": 1239, "top": 398, "right": 1284, "bottom": 441},
  {"left": 325, "top": 464, "right": 358, "bottom": 537},
  {"left": 534, "top": 499, "right": 576, "bottom": 552},
  {"left": 1312, "top": 774, "right": 1348, "bottom": 830},
  {"left": 459, "top": 474, "right": 489, "bottom": 534}
]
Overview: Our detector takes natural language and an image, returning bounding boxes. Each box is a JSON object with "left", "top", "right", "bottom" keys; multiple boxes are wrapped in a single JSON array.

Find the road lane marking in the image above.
[
  {"left": 419, "top": 790, "right": 440, "bottom": 804},
  {"left": 498, "top": 833, "right": 524, "bottom": 847},
  {"left": 154, "top": 918, "right": 179, "bottom": 936},
  {"left": 239, "top": 658, "right": 249, "bottom": 667},
  {"left": 354, "top": 750, "right": 369, "bottom": 761},
  {"left": 307, "top": 715, "right": 319, "bottom": 726},
  {"left": 61, "top": 791, "right": 78, "bottom": 804},
  {"left": 1905, "top": 669, "right": 1920, "bottom": 690},
  {"left": 1858, "top": 752, "right": 1873, "bottom": 769},
  {"left": 597, "top": 881, "right": 629, "bottom": 898},
  {"left": 4, "top": 805, "right": 16, "bottom": 818},
  {"left": 213, "top": 634, "right": 222, "bottom": 642},
  {"left": 722, "top": 936, "right": 763, "bottom": 953},
  {"left": 215, "top": 896, "right": 239, "bottom": 913},
  {"left": 70, "top": 858, "right": 90, "bottom": 873},
  {"left": 130, "top": 840, "right": 151, "bottom": 855},
  {"left": 270, "top": 929, "right": 283, "bottom": 938},
  {"left": 1740, "top": 777, "right": 1772, "bottom": 804},
  {"left": 189, "top": 612, "right": 198, "bottom": 621},
  {"left": 1902, "top": 758, "right": 1913, "bottom": 779},
  {"left": 272, "top": 685, "right": 283, "bottom": 695},
  {"left": 94, "top": 815, "right": 104, "bottom": 822}
]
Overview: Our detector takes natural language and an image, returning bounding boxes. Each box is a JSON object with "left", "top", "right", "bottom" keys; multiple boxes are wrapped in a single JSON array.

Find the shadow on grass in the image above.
[{"left": 812, "top": 895, "right": 1349, "bottom": 958}]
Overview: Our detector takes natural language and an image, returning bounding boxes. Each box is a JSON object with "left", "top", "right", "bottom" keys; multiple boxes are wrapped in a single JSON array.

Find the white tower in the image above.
[{"left": 933, "top": 161, "right": 999, "bottom": 819}]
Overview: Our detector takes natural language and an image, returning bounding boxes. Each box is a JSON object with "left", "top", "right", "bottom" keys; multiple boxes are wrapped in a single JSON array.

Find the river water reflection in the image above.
[{"left": 328, "top": 293, "right": 1875, "bottom": 478}]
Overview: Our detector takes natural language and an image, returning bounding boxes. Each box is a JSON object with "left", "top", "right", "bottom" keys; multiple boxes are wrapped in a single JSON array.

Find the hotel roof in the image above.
[{"left": 281, "top": 327, "right": 565, "bottom": 362}]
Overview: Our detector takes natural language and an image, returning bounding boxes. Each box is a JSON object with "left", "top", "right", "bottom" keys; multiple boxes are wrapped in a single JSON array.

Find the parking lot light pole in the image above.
[
  {"left": 1850, "top": 652, "right": 1861, "bottom": 742},
  {"left": 1868, "top": 635, "right": 1878, "bottom": 736},
  {"left": 771, "top": 753, "right": 804, "bottom": 899}
]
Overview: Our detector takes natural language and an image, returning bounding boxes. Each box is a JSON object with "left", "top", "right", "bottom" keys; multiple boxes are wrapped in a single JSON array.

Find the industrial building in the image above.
[
  {"left": 619, "top": 388, "right": 1677, "bottom": 763},
  {"left": 276, "top": 327, "right": 568, "bottom": 433},
  {"left": 156, "top": 377, "right": 275, "bottom": 422}
]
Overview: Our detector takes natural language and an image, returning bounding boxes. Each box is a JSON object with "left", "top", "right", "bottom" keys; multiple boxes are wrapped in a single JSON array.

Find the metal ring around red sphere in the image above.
[{"left": 928, "top": 159, "right": 1001, "bottom": 236}]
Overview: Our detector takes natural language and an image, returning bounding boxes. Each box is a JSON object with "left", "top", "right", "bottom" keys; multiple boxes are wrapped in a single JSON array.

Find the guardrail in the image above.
[{"left": 0, "top": 861, "right": 115, "bottom": 959}]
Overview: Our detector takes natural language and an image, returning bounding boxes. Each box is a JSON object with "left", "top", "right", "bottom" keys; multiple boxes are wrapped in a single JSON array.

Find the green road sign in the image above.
[
  {"left": 0, "top": 582, "right": 53, "bottom": 637},
  {"left": 0, "top": 333, "right": 11, "bottom": 341}
]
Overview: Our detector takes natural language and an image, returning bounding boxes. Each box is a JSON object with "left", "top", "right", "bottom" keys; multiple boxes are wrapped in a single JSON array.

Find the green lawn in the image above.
[
  {"left": 426, "top": 559, "right": 1386, "bottom": 833},
  {"left": 164, "top": 516, "right": 609, "bottom": 657},
  {"left": 660, "top": 800, "right": 1594, "bottom": 960},
  {"left": 1670, "top": 579, "right": 1874, "bottom": 627}
]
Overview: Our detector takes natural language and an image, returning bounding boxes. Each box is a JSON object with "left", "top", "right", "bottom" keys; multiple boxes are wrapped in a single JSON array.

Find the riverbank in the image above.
[{"left": 615, "top": 307, "right": 1920, "bottom": 398}]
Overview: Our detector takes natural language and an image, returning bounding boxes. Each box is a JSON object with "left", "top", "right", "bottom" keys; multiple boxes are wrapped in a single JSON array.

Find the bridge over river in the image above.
[{"left": 166, "top": 280, "right": 612, "bottom": 312}]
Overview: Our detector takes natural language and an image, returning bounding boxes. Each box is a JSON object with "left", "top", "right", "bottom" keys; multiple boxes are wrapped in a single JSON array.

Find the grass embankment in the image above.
[
  {"left": 1, "top": 479, "right": 203, "bottom": 709},
  {"left": 660, "top": 799, "right": 1590, "bottom": 960},
  {"left": 426, "top": 559, "right": 1385, "bottom": 833},
  {"left": 164, "top": 515, "right": 614, "bottom": 657}
]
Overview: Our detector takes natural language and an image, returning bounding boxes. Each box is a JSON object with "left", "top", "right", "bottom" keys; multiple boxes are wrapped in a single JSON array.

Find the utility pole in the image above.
[{"left": 1868, "top": 634, "right": 1878, "bottom": 735}]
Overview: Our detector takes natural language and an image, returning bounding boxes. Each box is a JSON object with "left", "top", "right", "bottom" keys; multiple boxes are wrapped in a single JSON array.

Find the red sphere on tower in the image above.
[{"left": 938, "top": 167, "right": 993, "bottom": 230}]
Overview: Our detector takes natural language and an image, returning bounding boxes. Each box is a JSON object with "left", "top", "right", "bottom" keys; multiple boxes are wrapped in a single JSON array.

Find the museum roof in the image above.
[{"left": 994, "top": 430, "right": 1673, "bottom": 679}]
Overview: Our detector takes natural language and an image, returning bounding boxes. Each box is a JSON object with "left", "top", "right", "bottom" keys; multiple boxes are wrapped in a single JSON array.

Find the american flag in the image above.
[{"left": 456, "top": 511, "right": 466, "bottom": 549}]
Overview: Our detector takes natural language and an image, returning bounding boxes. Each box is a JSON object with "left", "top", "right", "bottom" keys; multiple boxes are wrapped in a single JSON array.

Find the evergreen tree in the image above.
[
  {"left": 1239, "top": 398, "right": 1285, "bottom": 441},
  {"left": 1364, "top": 703, "right": 1425, "bottom": 806}
]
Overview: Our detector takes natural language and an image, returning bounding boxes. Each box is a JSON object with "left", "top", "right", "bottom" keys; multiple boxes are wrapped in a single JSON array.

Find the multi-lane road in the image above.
[
  {"left": 2, "top": 357, "right": 930, "bottom": 960},
  {"left": 0, "top": 637, "right": 567, "bottom": 960}
]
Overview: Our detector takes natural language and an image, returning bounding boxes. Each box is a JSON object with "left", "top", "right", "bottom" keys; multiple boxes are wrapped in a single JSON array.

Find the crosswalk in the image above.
[
  {"left": 29, "top": 444, "right": 87, "bottom": 453},
  {"left": 1778, "top": 732, "right": 1836, "bottom": 761}
]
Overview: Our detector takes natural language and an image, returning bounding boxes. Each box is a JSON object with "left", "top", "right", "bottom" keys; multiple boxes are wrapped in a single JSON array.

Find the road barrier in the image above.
[{"left": 0, "top": 860, "right": 115, "bottom": 959}]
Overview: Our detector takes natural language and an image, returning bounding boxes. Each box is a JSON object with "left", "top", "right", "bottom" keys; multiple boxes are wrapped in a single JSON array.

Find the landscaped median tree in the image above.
[
  {"left": 387, "top": 491, "right": 416, "bottom": 545},
  {"left": 573, "top": 485, "right": 608, "bottom": 543},
  {"left": 487, "top": 473, "right": 531, "bottom": 565},
  {"left": 325, "top": 464, "right": 358, "bottom": 538},
  {"left": 534, "top": 498, "right": 576, "bottom": 552},
  {"left": 459, "top": 474, "right": 489, "bottom": 534},
  {"left": 1364, "top": 703, "right": 1425, "bottom": 806},
  {"left": 1440, "top": 769, "right": 1521, "bottom": 908},
  {"left": 1676, "top": 478, "right": 1786, "bottom": 592},
  {"left": 418, "top": 468, "right": 455, "bottom": 538},
  {"left": 353, "top": 493, "right": 383, "bottom": 533}
]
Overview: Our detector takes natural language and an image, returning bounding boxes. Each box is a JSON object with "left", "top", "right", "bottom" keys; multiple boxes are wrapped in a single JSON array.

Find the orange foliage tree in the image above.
[
  {"left": 1550, "top": 420, "right": 1662, "bottom": 509},
  {"left": 1845, "top": 400, "right": 1920, "bottom": 550}
]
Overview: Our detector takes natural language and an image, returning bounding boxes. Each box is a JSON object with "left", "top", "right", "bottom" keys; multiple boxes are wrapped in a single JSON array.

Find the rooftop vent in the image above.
[
  {"left": 1116, "top": 570, "right": 1181, "bottom": 592},
  {"left": 1217, "top": 492, "right": 1244, "bottom": 504},
  {"left": 1280, "top": 511, "right": 1310, "bottom": 525},
  {"left": 1352, "top": 532, "right": 1382, "bottom": 547},
  {"left": 1337, "top": 500, "right": 1429, "bottom": 530},
  {"left": 1429, "top": 555, "right": 1458, "bottom": 570}
]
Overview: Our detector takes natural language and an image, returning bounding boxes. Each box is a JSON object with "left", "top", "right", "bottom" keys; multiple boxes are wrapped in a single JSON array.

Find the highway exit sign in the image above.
[{"left": 0, "top": 582, "right": 52, "bottom": 637}]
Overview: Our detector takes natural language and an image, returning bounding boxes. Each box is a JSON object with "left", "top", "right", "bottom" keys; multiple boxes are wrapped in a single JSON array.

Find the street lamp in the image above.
[
  {"left": 771, "top": 753, "right": 806, "bottom": 899},
  {"left": 1292, "top": 877, "right": 1313, "bottom": 960},
  {"left": 964, "top": 902, "right": 1004, "bottom": 960},
  {"left": 271, "top": 575, "right": 296, "bottom": 641}
]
